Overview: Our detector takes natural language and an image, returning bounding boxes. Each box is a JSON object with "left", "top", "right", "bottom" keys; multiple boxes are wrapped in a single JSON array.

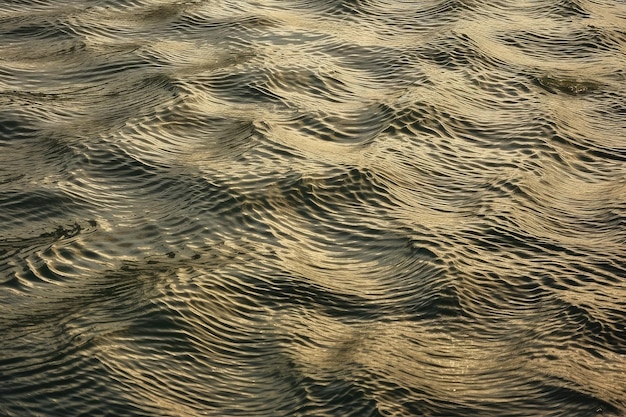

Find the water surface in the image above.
[{"left": 1, "top": 1, "right": 625, "bottom": 416}]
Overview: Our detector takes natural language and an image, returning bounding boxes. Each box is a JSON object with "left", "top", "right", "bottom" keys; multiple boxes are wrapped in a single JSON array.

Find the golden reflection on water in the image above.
[{"left": 1, "top": 0, "right": 625, "bottom": 416}]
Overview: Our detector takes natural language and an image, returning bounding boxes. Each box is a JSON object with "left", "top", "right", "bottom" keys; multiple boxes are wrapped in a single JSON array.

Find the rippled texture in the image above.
[{"left": 1, "top": 1, "right": 625, "bottom": 416}]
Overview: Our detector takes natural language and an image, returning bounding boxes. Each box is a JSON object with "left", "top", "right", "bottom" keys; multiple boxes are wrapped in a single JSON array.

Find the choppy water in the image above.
[{"left": 1, "top": 0, "right": 625, "bottom": 416}]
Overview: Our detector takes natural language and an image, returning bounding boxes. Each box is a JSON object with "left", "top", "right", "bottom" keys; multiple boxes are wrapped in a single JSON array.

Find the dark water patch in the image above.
[
  {"left": 535, "top": 74, "right": 604, "bottom": 95},
  {"left": 0, "top": 113, "right": 38, "bottom": 141},
  {"left": 0, "top": 190, "right": 79, "bottom": 233}
]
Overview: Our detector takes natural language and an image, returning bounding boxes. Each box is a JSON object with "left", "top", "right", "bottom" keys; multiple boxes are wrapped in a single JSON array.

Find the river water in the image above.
[{"left": 1, "top": 1, "right": 625, "bottom": 416}]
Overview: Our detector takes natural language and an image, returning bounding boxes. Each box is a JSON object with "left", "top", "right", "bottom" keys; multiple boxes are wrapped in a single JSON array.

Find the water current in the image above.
[{"left": 1, "top": 1, "right": 625, "bottom": 416}]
